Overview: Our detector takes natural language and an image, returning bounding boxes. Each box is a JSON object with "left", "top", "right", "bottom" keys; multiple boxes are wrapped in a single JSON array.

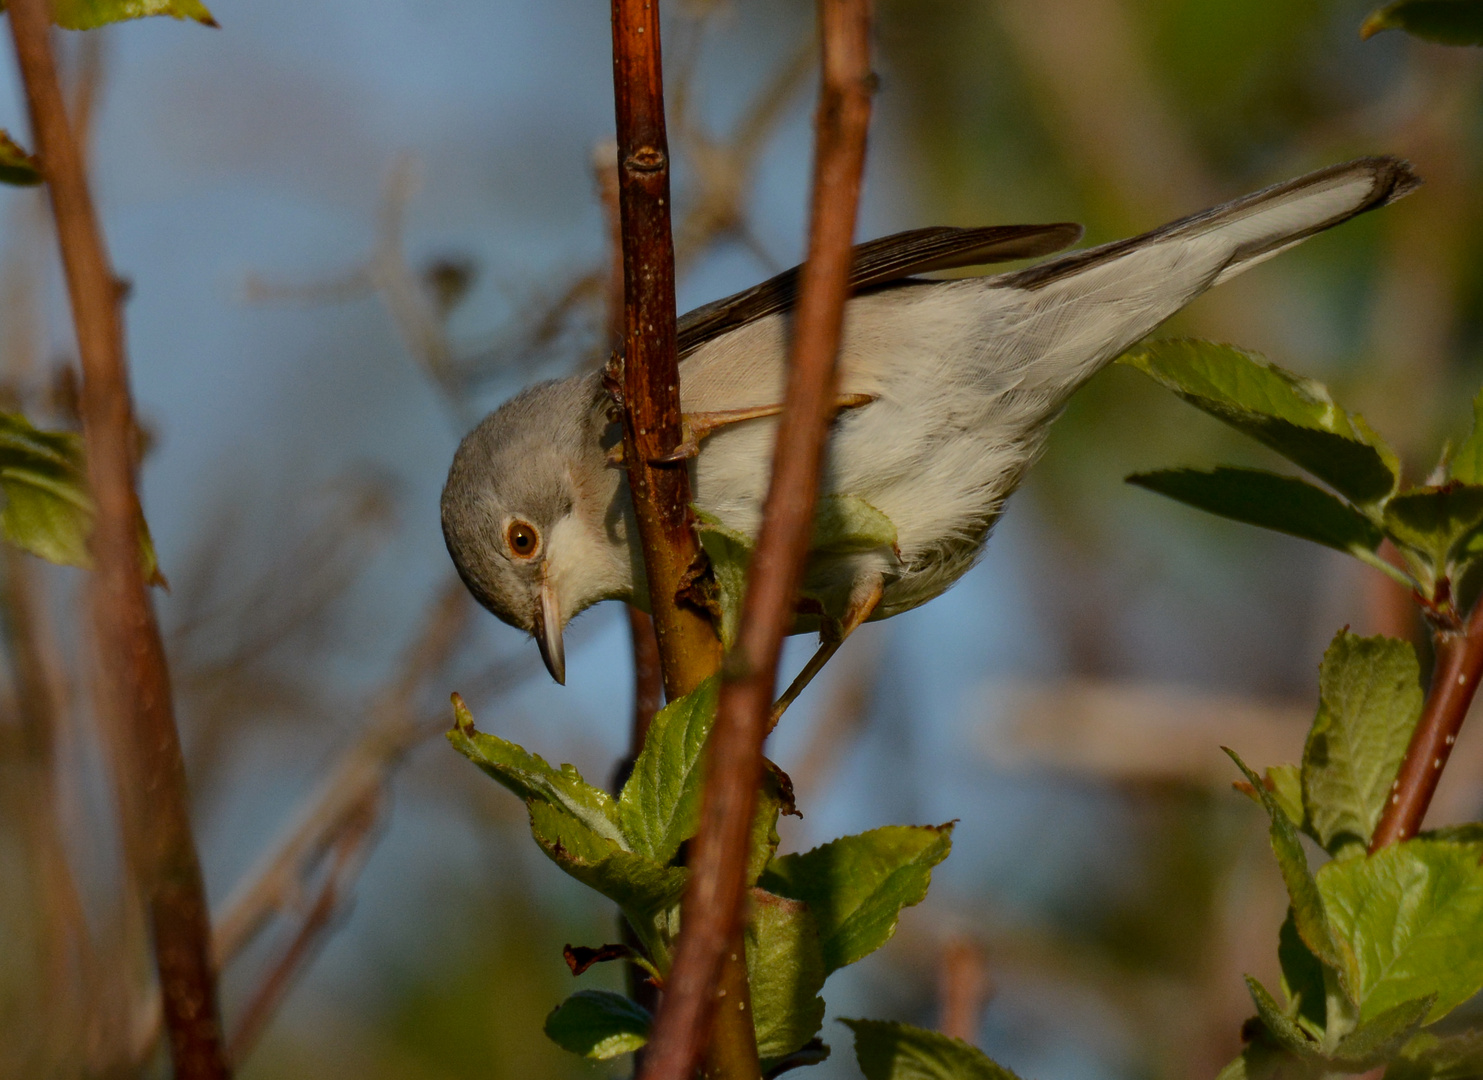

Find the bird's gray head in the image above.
[{"left": 441, "top": 376, "right": 629, "bottom": 684}]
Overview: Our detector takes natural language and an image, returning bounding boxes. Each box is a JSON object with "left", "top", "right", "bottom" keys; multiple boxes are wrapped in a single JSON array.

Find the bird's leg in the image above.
[
  {"left": 768, "top": 574, "right": 883, "bottom": 731},
  {"left": 652, "top": 393, "right": 875, "bottom": 464}
]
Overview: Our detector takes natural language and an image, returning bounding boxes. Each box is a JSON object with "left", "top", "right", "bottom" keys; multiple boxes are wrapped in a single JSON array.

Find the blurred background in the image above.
[{"left": 2, "top": 1, "right": 1482, "bottom": 1077}]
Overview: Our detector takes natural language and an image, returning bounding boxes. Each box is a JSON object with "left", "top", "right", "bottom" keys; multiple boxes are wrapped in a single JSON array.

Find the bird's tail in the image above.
[
  {"left": 975, "top": 157, "right": 1419, "bottom": 412},
  {"left": 1003, "top": 156, "right": 1420, "bottom": 294}
]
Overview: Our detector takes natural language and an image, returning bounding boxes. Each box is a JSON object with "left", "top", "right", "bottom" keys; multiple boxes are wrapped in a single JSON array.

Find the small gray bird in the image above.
[{"left": 443, "top": 156, "right": 1418, "bottom": 697}]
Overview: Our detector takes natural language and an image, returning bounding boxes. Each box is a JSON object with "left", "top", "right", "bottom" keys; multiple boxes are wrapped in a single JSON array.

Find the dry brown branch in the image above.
[
  {"left": 6, "top": 4, "right": 229, "bottom": 1075},
  {"left": 638, "top": 3, "right": 874, "bottom": 1078}
]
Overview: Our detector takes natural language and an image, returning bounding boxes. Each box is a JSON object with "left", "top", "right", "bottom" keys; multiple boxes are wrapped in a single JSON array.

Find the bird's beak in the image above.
[{"left": 532, "top": 565, "right": 565, "bottom": 685}]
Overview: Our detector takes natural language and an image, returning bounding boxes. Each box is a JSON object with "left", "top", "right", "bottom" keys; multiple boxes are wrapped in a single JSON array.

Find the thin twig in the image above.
[
  {"left": 638, "top": 4, "right": 874, "bottom": 1079},
  {"left": 1370, "top": 598, "right": 1483, "bottom": 850},
  {"left": 6, "top": 4, "right": 230, "bottom": 1076},
  {"left": 937, "top": 939, "right": 992, "bottom": 1043}
]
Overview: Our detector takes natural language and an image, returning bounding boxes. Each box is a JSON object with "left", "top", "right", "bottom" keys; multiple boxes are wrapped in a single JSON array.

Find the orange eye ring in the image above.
[{"left": 506, "top": 520, "right": 540, "bottom": 560}]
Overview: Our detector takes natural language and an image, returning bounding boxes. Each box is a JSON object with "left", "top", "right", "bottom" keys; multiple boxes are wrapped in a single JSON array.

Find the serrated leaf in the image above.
[
  {"left": 619, "top": 676, "right": 718, "bottom": 864},
  {"left": 1318, "top": 839, "right": 1483, "bottom": 1024},
  {"left": 38, "top": 0, "right": 217, "bottom": 29},
  {"left": 1303, "top": 632, "right": 1423, "bottom": 856},
  {"left": 543, "top": 990, "right": 651, "bottom": 1060},
  {"left": 0, "top": 131, "right": 40, "bottom": 186},
  {"left": 1127, "top": 468, "right": 1384, "bottom": 556},
  {"left": 1362, "top": 0, "right": 1483, "bottom": 43},
  {"left": 0, "top": 413, "right": 163, "bottom": 583},
  {"left": 1121, "top": 341, "right": 1398, "bottom": 506},
  {"left": 1279, "top": 912, "right": 1328, "bottom": 1037},
  {"left": 748, "top": 889, "right": 827, "bottom": 1062},
  {"left": 1450, "top": 392, "right": 1483, "bottom": 484},
  {"left": 842, "top": 1019, "right": 1024, "bottom": 1080},
  {"left": 696, "top": 511, "right": 750, "bottom": 650},
  {"left": 1331, "top": 996, "right": 1434, "bottom": 1068},
  {"left": 1227, "top": 749, "right": 1352, "bottom": 985},
  {"left": 1384, "top": 486, "right": 1483, "bottom": 571},
  {"left": 525, "top": 802, "right": 686, "bottom": 922},
  {"left": 1247, "top": 976, "right": 1321, "bottom": 1057},
  {"left": 447, "top": 700, "right": 625, "bottom": 847},
  {"left": 759, "top": 824, "right": 953, "bottom": 975},
  {"left": 811, "top": 494, "right": 897, "bottom": 555}
]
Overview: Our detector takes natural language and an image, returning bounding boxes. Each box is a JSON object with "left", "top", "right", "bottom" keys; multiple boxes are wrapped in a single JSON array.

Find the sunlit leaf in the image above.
[
  {"left": 748, "top": 889, "right": 827, "bottom": 1063},
  {"left": 543, "top": 990, "right": 650, "bottom": 1060},
  {"left": 1330, "top": 995, "right": 1433, "bottom": 1069},
  {"left": 1302, "top": 632, "right": 1422, "bottom": 856},
  {"left": 1450, "top": 391, "right": 1483, "bottom": 484},
  {"left": 0, "top": 412, "right": 162, "bottom": 584},
  {"left": 1121, "top": 341, "right": 1398, "bottom": 506},
  {"left": 1267, "top": 765, "right": 1307, "bottom": 833},
  {"left": 1362, "top": 0, "right": 1483, "bottom": 43},
  {"left": 40, "top": 0, "right": 217, "bottom": 30},
  {"left": 1227, "top": 749, "right": 1353, "bottom": 985},
  {"left": 842, "top": 1019, "right": 1023, "bottom": 1080},
  {"left": 1128, "top": 467, "right": 1383, "bottom": 556},
  {"left": 0, "top": 131, "right": 40, "bottom": 186},
  {"left": 1318, "top": 839, "right": 1483, "bottom": 1023},
  {"left": 619, "top": 676, "right": 718, "bottom": 864},
  {"left": 759, "top": 824, "right": 952, "bottom": 975}
]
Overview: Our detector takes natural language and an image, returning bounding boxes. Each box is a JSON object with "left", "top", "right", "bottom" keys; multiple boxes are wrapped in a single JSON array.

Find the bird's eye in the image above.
[{"left": 506, "top": 520, "right": 540, "bottom": 559}]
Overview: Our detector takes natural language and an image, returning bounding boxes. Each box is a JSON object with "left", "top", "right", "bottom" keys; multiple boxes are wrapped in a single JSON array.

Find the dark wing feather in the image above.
[{"left": 676, "top": 223, "right": 1083, "bottom": 357}]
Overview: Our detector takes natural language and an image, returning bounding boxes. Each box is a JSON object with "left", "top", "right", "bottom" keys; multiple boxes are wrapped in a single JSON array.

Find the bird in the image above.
[{"left": 442, "top": 156, "right": 1419, "bottom": 704}]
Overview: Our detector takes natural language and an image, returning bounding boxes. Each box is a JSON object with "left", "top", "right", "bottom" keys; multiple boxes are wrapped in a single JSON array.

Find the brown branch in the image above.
[
  {"left": 937, "top": 938, "right": 992, "bottom": 1043},
  {"left": 1370, "top": 597, "right": 1483, "bottom": 850},
  {"left": 637, "top": 3, "right": 874, "bottom": 1079},
  {"left": 610, "top": 0, "right": 723, "bottom": 705},
  {"left": 5, "top": 5, "right": 230, "bottom": 1077}
]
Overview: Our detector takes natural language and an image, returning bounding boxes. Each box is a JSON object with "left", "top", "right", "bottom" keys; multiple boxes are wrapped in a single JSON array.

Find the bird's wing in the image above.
[{"left": 675, "top": 223, "right": 1082, "bottom": 357}]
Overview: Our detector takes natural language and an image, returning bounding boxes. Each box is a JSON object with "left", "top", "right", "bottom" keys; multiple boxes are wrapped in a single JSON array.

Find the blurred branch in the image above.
[
  {"left": 639, "top": 2, "right": 874, "bottom": 1078},
  {"left": 6, "top": 4, "right": 229, "bottom": 1077},
  {"left": 937, "top": 938, "right": 992, "bottom": 1043}
]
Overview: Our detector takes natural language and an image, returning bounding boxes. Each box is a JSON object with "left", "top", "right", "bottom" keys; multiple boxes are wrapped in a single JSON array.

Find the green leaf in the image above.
[
  {"left": 0, "top": 131, "right": 40, "bottom": 186},
  {"left": 1127, "top": 468, "right": 1383, "bottom": 556},
  {"left": 447, "top": 699, "right": 625, "bottom": 847},
  {"left": 748, "top": 761, "right": 797, "bottom": 887},
  {"left": 525, "top": 801, "right": 686, "bottom": 925},
  {"left": 1215, "top": 1033, "right": 1321, "bottom": 1080},
  {"left": 759, "top": 824, "right": 953, "bottom": 975},
  {"left": 1227, "top": 749, "right": 1352, "bottom": 982},
  {"left": 1278, "top": 912, "right": 1328, "bottom": 1037},
  {"left": 0, "top": 413, "right": 163, "bottom": 584},
  {"left": 1384, "top": 485, "right": 1483, "bottom": 571},
  {"left": 1247, "top": 976, "right": 1321, "bottom": 1057},
  {"left": 1268, "top": 765, "right": 1307, "bottom": 833},
  {"left": 1362, "top": 0, "right": 1483, "bottom": 43},
  {"left": 748, "top": 889, "right": 827, "bottom": 1062},
  {"left": 1387, "top": 1026, "right": 1483, "bottom": 1080},
  {"left": 811, "top": 494, "right": 898, "bottom": 555},
  {"left": 619, "top": 676, "right": 718, "bottom": 865},
  {"left": 696, "top": 510, "right": 751, "bottom": 650},
  {"left": 38, "top": 0, "right": 217, "bottom": 29},
  {"left": 1318, "top": 839, "right": 1483, "bottom": 1024},
  {"left": 543, "top": 990, "right": 651, "bottom": 1060},
  {"left": 1303, "top": 632, "right": 1423, "bottom": 856},
  {"left": 1450, "top": 392, "right": 1483, "bottom": 484},
  {"left": 841, "top": 1019, "right": 1024, "bottom": 1080},
  {"left": 1330, "top": 996, "right": 1434, "bottom": 1069},
  {"left": 1120, "top": 341, "right": 1398, "bottom": 506}
]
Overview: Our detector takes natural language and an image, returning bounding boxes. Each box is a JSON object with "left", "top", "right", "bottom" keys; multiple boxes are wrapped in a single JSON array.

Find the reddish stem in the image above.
[
  {"left": 1370, "top": 597, "right": 1483, "bottom": 851},
  {"left": 5, "top": 3, "right": 229, "bottom": 1076},
  {"left": 636, "top": 3, "right": 875, "bottom": 1079}
]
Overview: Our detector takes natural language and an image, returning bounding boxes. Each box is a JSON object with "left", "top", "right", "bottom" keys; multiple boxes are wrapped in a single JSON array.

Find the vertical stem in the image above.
[
  {"left": 610, "top": 0, "right": 722, "bottom": 704},
  {"left": 638, "top": 3, "right": 874, "bottom": 1079},
  {"left": 1370, "top": 598, "right": 1483, "bottom": 851},
  {"left": 5, "top": 4, "right": 229, "bottom": 1077}
]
